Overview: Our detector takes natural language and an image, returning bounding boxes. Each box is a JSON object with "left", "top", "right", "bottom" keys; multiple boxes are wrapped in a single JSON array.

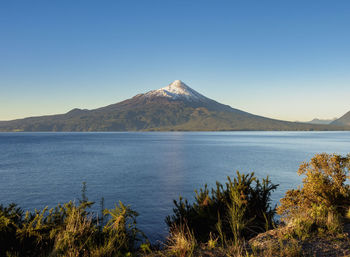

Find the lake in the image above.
[{"left": 0, "top": 131, "right": 349, "bottom": 241}]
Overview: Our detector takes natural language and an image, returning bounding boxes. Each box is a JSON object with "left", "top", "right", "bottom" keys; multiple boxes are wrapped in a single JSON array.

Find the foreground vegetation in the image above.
[
  {"left": 0, "top": 186, "right": 147, "bottom": 257},
  {"left": 1, "top": 153, "right": 350, "bottom": 256}
]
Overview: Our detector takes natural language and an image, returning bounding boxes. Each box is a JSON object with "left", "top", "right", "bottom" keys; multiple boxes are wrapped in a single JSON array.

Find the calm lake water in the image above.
[{"left": 0, "top": 132, "right": 349, "bottom": 241}]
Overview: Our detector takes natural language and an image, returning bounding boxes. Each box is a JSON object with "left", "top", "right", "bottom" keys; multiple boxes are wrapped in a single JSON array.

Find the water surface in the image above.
[{"left": 0, "top": 132, "right": 349, "bottom": 241}]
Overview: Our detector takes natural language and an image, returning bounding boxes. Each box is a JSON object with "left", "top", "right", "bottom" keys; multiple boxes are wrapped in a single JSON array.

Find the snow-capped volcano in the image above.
[
  {"left": 1, "top": 79, "right": 342, "bottom": 132},
  {"left": 143, "top": 80, "right": 208, "bottom": 101}
]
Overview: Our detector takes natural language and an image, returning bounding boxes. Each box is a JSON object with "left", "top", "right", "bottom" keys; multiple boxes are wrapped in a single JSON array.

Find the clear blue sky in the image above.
[{"left": 1, "top": 0, "right": 349, "bottom": 121}]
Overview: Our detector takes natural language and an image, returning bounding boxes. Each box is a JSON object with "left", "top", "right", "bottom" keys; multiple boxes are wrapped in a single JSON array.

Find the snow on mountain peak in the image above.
[{"left": 144, "top": 80, "right": 208, "bottom": 101}]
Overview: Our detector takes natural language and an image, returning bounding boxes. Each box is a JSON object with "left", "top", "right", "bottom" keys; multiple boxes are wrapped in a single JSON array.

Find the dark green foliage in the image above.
[
  {"left": 166, "top": 171, "right": 278, "bottom": 244},
  {"left": 0, "top": 203, "right": 24, "bottom": 255}
]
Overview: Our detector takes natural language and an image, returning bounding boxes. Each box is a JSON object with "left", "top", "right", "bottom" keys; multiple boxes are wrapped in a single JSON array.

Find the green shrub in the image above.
[
  {"left": 166, "top": 171, "right": 278, "bottom": 244},
  {"left": 0, "top": 184, "right": 146, "bottom": 257},
  {"left": 99, "top": 201, "right": 144, "bottom": 256}
]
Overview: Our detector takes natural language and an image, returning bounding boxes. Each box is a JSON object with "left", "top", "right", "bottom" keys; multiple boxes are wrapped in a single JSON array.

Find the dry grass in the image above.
[{"left": 166, "top": 222, "right": 197, "bottom": 257}]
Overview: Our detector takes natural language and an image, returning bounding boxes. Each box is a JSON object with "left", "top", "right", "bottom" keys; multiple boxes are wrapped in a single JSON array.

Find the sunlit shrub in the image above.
[
  {"left": 277, "top": 153, "right": 350, "bottom": 237},
  {"left": 51, "top": 205, "right": 96, "bottom": 256},
  {"left": 166, "top": 171, "right": 278, "bottom": 244},
  {"left": 100, "top": 201, "right": 144, "bottom": 256}
]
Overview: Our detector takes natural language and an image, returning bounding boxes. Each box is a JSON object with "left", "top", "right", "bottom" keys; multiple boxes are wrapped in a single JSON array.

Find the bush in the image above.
[
  {"left": 0, "top": 184, "right": 146, "bottom": 257},
  {"left": 166, "top": 171, "right": 278, "bottom": 244},
  {"left": 277, "top": 153, "right": 350, "bottom": 237},
  {"left": 52, "top": 203, "right": 96, "bottom": 256}
]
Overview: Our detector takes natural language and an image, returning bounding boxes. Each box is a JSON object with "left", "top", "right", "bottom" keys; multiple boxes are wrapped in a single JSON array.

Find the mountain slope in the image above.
[
  {"left": 306, "top": 118, "right": 337, "bottom": 125},
  {"left": 0, "top": 80, "right": 348, "bottom": 131},
  {"left": 331, "top": 111, "right": 350, "bottom": 126}
]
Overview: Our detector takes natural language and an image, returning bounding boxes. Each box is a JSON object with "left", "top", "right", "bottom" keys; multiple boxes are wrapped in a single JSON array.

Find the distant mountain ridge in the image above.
[
  {"left": 0, "top": 80, "right": 349, "bottom": 132},
  {"left": 306, "top": 118, "right": 337, "bottom": 125}
]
